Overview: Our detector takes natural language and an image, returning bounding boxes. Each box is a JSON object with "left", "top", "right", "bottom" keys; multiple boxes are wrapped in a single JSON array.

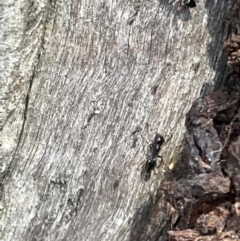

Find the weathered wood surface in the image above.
[{"left": 0, "top": 0, "right": 234, "bottom": 240}]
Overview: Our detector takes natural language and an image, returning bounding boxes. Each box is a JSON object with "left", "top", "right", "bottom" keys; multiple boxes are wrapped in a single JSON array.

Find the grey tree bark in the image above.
[{"left": 0, "top": 0, "right": 234, "bottom": 240}]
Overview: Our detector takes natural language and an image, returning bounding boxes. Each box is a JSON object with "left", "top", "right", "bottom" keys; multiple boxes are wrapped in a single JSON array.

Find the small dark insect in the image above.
[
  {"left": 142, "top": 134, "right": 165, "bottom": 181},
  {"left": 184, "top": 0, "right": 196, "bottom": 8},
  {"left": 170, "top": 0, "right": 197, "bottom": 9}
]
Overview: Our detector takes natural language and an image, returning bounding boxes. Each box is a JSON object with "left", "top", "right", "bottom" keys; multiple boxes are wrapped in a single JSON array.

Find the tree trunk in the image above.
[{"left": 0, "top": 0, "right": 234, "bottom": 240}]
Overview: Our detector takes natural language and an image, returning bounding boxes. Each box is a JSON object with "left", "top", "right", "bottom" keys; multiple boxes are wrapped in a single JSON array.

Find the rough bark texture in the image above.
[
  {"left": 0, "top": 0, "right": 235, "bottom": 241},
  {"left": 164, "top": 1, "right": 240, "bottom": 240},
  {"left": 164, "top": 86, "right": 240, "bottom": 240}
]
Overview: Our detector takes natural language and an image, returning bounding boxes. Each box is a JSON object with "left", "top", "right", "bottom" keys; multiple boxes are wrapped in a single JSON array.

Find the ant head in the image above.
[
  {"left": 154, "top": 133, "right": 165, "bottom": 146},
  {"left": 184, "top": 0, "right": 196, "bottom": 8}
]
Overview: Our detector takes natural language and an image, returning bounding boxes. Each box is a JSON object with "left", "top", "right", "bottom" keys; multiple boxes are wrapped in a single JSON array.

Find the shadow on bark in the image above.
[{"left": 129, "top": 192, "right": 172, "bottom": 241}]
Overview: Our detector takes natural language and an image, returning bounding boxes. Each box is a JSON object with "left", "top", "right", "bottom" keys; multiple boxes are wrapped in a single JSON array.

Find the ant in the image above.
[
  {"left": 183, "top": 0, "right": 196, "bottom": 8},
  {"left": 142, "top": 133, "right": 169, "bottom": 181},
  {"left": 170, "top": 0, "right": 197, "bottom": 9}
]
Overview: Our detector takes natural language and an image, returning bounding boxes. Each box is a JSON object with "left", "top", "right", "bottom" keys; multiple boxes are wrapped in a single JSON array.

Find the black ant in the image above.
[
  {"left": 170, "top": 0, "right": 197, "bottom": 9},
  {"left": 142, "top": 134, "right": 166, "bottom": 181},
  {"left": 184, "top": 0, "right": 196, "bottom": 8}
]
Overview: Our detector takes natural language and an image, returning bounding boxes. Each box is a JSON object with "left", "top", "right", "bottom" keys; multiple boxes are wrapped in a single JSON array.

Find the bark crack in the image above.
[{"left": 2, "top": 1, "right": 55, "bottom": 182}]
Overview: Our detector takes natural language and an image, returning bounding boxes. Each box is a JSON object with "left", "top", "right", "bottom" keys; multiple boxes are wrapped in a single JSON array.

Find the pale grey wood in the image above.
[{"left": 0, "top": 0, "right": 233, "bottom": 240}]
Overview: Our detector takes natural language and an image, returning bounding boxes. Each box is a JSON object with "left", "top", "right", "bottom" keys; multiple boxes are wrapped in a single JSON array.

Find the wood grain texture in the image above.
[{"left": 0, "top": 0, "right": 234, "bottom": 240}]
